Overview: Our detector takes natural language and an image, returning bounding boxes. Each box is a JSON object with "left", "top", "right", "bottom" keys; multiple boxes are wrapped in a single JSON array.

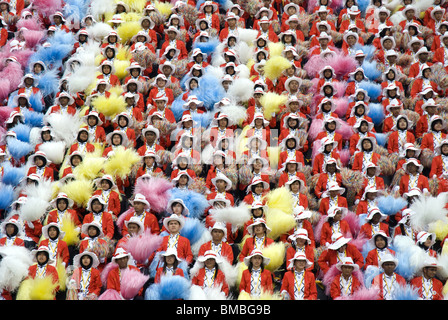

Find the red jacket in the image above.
[
  {"left": 106, "top": 265, "right": 142, "bottom": 294},
  {"left": 421, "top": 132, "right": 447, "bottom": 152},
  {"left": 365, "top": 248, "right": 395, "bottom": 268},
  {"left": 198, "top": 241, "right": 234, "bottom": 264},
  {"left": 352, "top": 152, "right": 381, "bottom": 172},
  {"left": 82, "top": 211, "right": 115, "bottom": 239},
  {"left": 410, "top": 276, "right": 444, "bottom": 300},
  {"left": 27, "top": 264, "right": 59, "bottom": 292},
  {"left": 312, "top": 152, "right": 341, "bottom": 175},
  {"left": 399, "top": 174, "right": 429, "bottom": 196},
  {"left": 239, "top": 236, "right": 274, "bottom": 262},
  {"left": 26, "top": 166, "right": 55, "bottom": 181},
  {"left": 330, "top": 274, "right": 363, "bottom": 299},
  {"left": 320, "top": 220, "right": 352, "bottom": 247},
  {"left": 92, "top": 190, "right": 121, "bottom": 218},
  {"left": 314, "top": 173, "right": 343, "bottom": 198},
  {"left": 192, "top": 268, "right": 229, "bottom": 296},
  {"left": 318, "top": 196, "right": 348, "bottom": 216},
  {"left": 371, "top": 272, "right": 406, "bottom": 300},
  {"left": 154, "top": 267, "right": 184, "bottom": 283},
  {"left": 239, "top": 268, "right": 273, "bottom": 295},
  {"left": 39, "top": 238, "right": 70, "bottom": 266},
  {"left": 70, "top": 267, "right": 103, "bottom": 297},
  {"left": 155, "top": 234, "right": 194, "bottom": 264},
  {"left": 120, "top": 210, "right": 160, "bottom": 237},
  {"left": 318, "top": 243, "right": 364, "bottom": 274},
  {"left": 280, "top": 270, "right": 317, "bottom": 300},
  {"left": 387, "top": 130, "right": 416, "bottom": 154}
]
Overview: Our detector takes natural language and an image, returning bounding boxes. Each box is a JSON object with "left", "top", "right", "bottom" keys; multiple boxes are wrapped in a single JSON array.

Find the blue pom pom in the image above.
[
  {"left": 6, "top": 138, "right": 33, "bottom": 160},
  {"left": 193, "top": 38, "right": 221, "bottom": 55},
  {"left": 374, "top": 132, "right": 387, "bottom": 147},
  {"left": 357, "top": 0, "right": 370, "bottom": 14},
  {"left": 36, "top": 69, "right": 60, "bottom": 97},
  {"left": 180, "top": 218, "right": 207, "bottom": 245},
  {"left": 1, "top": 162, "right": 26, "bottom": 186},
  {"left": 0, "top": 183, "right": 15, "bottom": 210},
  {"left": 28, "top": 92, "right": 44, "bottom": 113},
  {"left": 376, "top": 195, "right": 407, "bottom": 216},
  {"left": 10, "top": 123, "right": 32, "bottom": 143},
  {"left": 145, "top": 275, "right": 191, "bottom": 300},
  {"left": 22, "top": 109, "right": 44, "bottom": 127},
  {"left": 191, "top": 112, "right": 213, "bottom": 128},
  {"left": 194, "top": 73, "right": 226, "bottom": 110},
  {"left": 362, "top": 60, "right": 382, "bottom": 81},
  {"left": 391, "top": 284, "right": 420, "bottom": 300},
  {"left": 359, "top": 80, "right": 382, "bottom": 101},
  {"left": 169, "top": 188, "right": 209, "bottom": 219},
  {"left": 364, "top": 265, "right": 381, "bottom": 288},
  {"left": 367, "top": 103, "right": 385, "bottom": 126},
  {"left": 171, "top": 95, "right": 187, "bottom": 122}
]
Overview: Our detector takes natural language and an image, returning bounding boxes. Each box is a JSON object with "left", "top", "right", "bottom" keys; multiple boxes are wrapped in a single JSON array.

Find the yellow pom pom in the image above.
[
  {"left": 73, "top": 155, "right": 106, "bottom": 181},
  {"left": 267, "top": 42, "right": 284, "bottom": 57},
  {"left": 237, "top": 290, "right": 251, "bottom": 300},
  {"left": 103, "top": 146, "right": 141, "bottom": 179},
  {"left": 17, "top": 277, "right": 58, "bottom": 300},
  {"left": 109, "top": 85, "right": 124, "bottom": 96},
  {"left": 260, "top": 92, "right": 288, "bottom": 120},
  {"left": 262, "top": 242, "right": 286, "bottom": 272},
  {"left": 267, "top": 146, "right": 280, "bottom": 170},
  {"left": 91, "top": 92, "right": 127, "bottom": 118},
  {"left": 120, "top": 11, "right": 144, "bottom": 22},
  {"left": 264, "top": 55, "right": 292, "bottom": 81},
  {"left": 122, "top": 0, "right": 147, "bottom": 12},
  {"left": 117, "top": 21, "right": 142, "bottom": 44},
  {"left": 154, "top": 1, "right": 173, "bottom": 17},
  {"left": 265, "top": 208, "right": 296, "bottom": 240},
  {"left": 265, "top": 187, "right": 294, "bottom": 214},
  {"left": 60, "top": 179, "right": 94, "bottom": 208},
  {"left": 56, "top": 257, "right": 67, "bottom": 291},
  {"left": 114, "top": 59, "right": 131, "bottom": 79},
  {"left": 116, "top": 46, "right": 132, "bottom": 61},
  {"left": 61, "top": 216, "right": 80, "bottom": 247},
  {"left": 235, "top": 261, "right": 248, "bottom": 287},
  {"left": 428, "top": 220, "right": 448, "bottom": 241}
]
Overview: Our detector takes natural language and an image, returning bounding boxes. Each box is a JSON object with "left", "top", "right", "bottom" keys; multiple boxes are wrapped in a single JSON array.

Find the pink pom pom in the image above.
[
  {"left": 335, "top": 286, "right": 380, "bottom": 300},
  {"left": 125, "top": 229, "right": 163, "bottom": 264},
  {"left": 31, "top": 0, "right": 63, "bottom": 16},
  {"left": 134, "top": 177, "right": 173, "bottom": 213},
  {"left": 303, "top": 54, "right": 326, "bottom": 79},
  {"left": 0, "top": 106, "right": 14, "bottom": 126},
  {"left": 322, "top": 264, "right": 340, "bottom": 294},
  {"left": 335, "top": 119, "right": 353, "bottom": 140},
  {"left": 23, "top": 30, "right": 45, "bottom": 49},
  {"left": 117, "top": 207, "right": 134, "bottom": 232},
  {"left": 16, "top": 17, "right": 44, "bottom": 31},
  {"left": 100, "top": 262, "right": 118, "bottom": 287},
  {"left": 334, "top": 98, "right": 349, "bottom": 118},
  {"left": 120, "top": 268, "right": 149, "bottom": 300},
  {"left": 308, "top": 118, "right": 323, "bottom": 140},
  {"left": 338, "top": 149, "right": 351, "bottom": 167},
  {"left": 342, "top": 210, "right": 361, "bottom": 238},
  {"left": 326, "top": 53, "right": 358, "bottom": 80},
  {"left": 98, "top": 289, "right": 123, "bottom": 300},
  {"left": 333, "top": 81, "right": 348, "bottom": 98}
]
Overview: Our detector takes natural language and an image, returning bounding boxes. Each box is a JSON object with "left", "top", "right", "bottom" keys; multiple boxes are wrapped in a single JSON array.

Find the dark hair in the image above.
[
  {"left": 162, "top": 255, "right": 179, "bottom": 274},
  {"left": 248, "top": 258, "right": 265, "bottom": 273}
]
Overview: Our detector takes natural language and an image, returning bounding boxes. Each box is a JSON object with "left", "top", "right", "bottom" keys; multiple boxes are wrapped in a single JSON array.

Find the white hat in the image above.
[
  {"left": 246, "top": 177, "right": 270, "bottom": 193},
  {"left": 243, "top": 249, "right": 271, "bottom": 267},
  {"left": 111, "top": 247, "right": 131, "bottom": 262},
  {"left": 208, "top": 193, "right": 231, "bottom": 207},
  {"left": 31, "top": 246, "right": 55, "bottom": 264},
  {"left": 129, "top": 193, "right": 150, "bottom": 209},
  {"left": 416, "top": 231, "right": 436, "bottom": 247},
  {"left": 50, "top": 192, "right": 74, "bottom": 208},
  {"left": 159, "top": 247, "right": 181, "bottom": 262},
  {"left": 163, "top": 213, "right": 185, "bottom": 231},
  {"left": 369, "top": 230, "right": 392, "bottom": 248},
  {"left": 287, "top": 251, "right": 312, "bottom": 270},
  {"left": 197, "top": 250, "right": 223, "bottom": 264},
  {"left": 336, "top": 256, "right": 359, "bottom": 271},
  {"left": 246, "top": 218, "right": 271, "bottom": 236},
  {"left": 166, "top": 198, "right": 190, "bottom": 216},
  {"left": 124, "top": 216, "right": 145, "bottom": 235},
  {"left": 1, "top": 218, "right": 22, "bottom": 236},
  {"left": 73, "top": 251, "right": 100, "bottom": 269},
  {"left": 328, "top": 232, "right": 351, "bottom": 250},
  {"left": 322, "top": 182, "right": 346, "bottom": 198},
  {"left": 420, "top": 256, "right": 440, "bottom": 270},
  {"left": 106, "top": 129, "right": 129, "bottom": 147},
  {"left": 142, "top": 125, "right": 160, "bottom": 140},
  {"left": 86, "top": 195, "right": 107, "bottom": 212},
  {"left": 379, "top": 253, "right": 398, "bottom": 269},
  {"left": 323, "top": 158, "right": 341, "bottom": 172},
  {"left": 288, "top": 228, "right": 311, "bottom": 245},
  {"left": 403, "top": 187, "right": 422, "bottom": 199},
  {"left": 209, "top": 222, "right": 227, "bottom": 239},
  {"left": 402, "top": 158, "right": 423, "bottom": 173},
  {"left": 211, "top": 172, "right": 232, "bottom": 191},
  {"left": 42, "top": 222, "right": 65, "bottom": 240},
  {"left": 81, "top": 220, "right": 104, "bottom": 238}
]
